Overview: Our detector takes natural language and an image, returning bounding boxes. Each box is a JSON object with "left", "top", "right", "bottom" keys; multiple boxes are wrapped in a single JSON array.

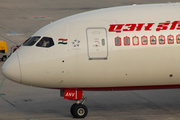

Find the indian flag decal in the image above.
[{"left": 58, "top": 38, "right": 68, "bottom": 45}]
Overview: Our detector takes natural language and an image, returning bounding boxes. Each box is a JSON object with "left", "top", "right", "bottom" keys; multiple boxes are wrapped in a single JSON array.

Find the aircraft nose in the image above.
[{"left": 1, "top": 52, "right": 21, "bottom": 83}]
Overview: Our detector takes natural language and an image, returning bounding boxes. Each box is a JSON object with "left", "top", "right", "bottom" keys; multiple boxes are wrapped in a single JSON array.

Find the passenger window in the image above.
[
  {"left": 150, "top": 35, "right": 156, "bottom": 45},
  {"left": 115, "top": 37, "right": 121, "bottom": 46},
  {"left": 124, "top": 36, "right": 130, "bottom": 46},
  {"left": 168, "top": 35, "right": 174, "bottom": 44},
  {"left": 132, "top": 36, "right": 139, "bottom": 45},
  {"left": 159, "top": 35, "right": 165, "bottom": 44},
  {"left": 176, "top": 34, "right": 180, "bottom": 44},
  {"left": 23, "top": 36, "right": 41, "bottom": 46},
  {"left": 141, "top": 36, "right": 148, "bottom": 45},
  {"left": 36, "top": 37, "right": 54, "bottom": 48}
]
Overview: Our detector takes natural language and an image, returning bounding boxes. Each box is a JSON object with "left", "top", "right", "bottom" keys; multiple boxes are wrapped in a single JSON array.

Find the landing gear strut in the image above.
[{"left": 70, "top": 97, "right": 88, "bottom": 118}]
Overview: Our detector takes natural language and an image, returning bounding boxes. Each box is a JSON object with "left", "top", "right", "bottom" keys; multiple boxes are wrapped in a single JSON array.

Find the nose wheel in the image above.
[{"left": 70, "top": 97, "right": 88, "bottom": 118}]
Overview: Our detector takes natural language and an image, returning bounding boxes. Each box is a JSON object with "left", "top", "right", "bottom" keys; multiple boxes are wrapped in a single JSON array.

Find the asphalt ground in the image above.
[{"left": 1, "top": 0, "right": 180, "bottom": 120}]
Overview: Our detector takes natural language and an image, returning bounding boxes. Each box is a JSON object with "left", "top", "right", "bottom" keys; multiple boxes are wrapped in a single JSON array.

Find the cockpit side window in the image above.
[
  {"left": 36, "top": 37, "right": 54, "bottom": 48},
  {"left": 23, "top": 36, "right": 41, "bottom": 46}
]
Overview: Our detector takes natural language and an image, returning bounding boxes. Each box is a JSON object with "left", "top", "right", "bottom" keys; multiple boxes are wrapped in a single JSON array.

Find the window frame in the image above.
[
  {"left": 159, "top": 35, "right": 165, "bottom": 45},
  {"left": 115, "top": 36, "right": 121, "bottom": 46},
  {"left": 176, "top": 34, "right": 180, "bottom": 44},
  {"left": 167, "top": 34, "right": 174, "bottom": 44},
  {"left": 141, "top": 36, "right": 148, "bottom": 45},
  {"left": 124, "top": 36, "right": 130, "bottom": 46},
  {"left": 23, "top": 36, "right": 41, "bottom": 46},
  {"left": 36, "top": 37, "right": 55, "bottom": 48},
  {"left": 132, "top": 36, "right": 139, "bottom": 46},
  {"left": 150, "top": 35, "right": 157, "bottom": 45}
]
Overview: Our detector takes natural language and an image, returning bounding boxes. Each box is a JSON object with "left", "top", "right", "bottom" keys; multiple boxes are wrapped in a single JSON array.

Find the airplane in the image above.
[{"left": 2, "top": 3, "right": 180, "bottom": 118}]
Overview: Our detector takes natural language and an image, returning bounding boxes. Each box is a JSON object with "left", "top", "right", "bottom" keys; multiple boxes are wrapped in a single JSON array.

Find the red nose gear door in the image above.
[{"left": 64, "top": 89, "right": 82, "bottom": 100}]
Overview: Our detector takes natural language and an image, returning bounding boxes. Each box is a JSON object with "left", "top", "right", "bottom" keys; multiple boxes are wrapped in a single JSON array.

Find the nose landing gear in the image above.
[
  {"left": 60, "top": 89, "right": 88, "bottom": 118},
  {"left": 70, "top": 97, "right": 88, "bottom": 118}
]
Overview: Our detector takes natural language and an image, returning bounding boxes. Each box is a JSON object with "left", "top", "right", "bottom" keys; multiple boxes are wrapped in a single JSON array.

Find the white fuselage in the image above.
[{"left": 2, "top": 3, "right": 180, "bottom": 90}]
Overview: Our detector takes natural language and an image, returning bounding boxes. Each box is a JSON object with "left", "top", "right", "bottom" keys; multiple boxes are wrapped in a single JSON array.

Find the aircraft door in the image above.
[{"left": 86, "top": 27, "right": 108, "bottom": 60}]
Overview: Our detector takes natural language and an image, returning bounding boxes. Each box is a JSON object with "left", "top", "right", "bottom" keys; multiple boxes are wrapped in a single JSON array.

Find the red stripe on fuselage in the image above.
[{"left": 50, "top": 84, "right": 180, "bottom": 91}]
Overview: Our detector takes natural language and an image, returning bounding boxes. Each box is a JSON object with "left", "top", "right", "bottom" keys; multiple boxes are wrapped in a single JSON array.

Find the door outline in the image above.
[{"left": 86, "top": 27, "right": 108, "bottom": 60}]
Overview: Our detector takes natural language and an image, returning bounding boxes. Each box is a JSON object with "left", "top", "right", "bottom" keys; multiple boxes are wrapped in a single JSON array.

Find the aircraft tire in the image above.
[
  {"left": 70, "top": 103, "right": 77, "bottom": 116},
  {"left": 72, "top": 104, "right": 88, "bottom": 118},
  {"left": 1, "top": 56, "right": 6, "bottom": 61}
]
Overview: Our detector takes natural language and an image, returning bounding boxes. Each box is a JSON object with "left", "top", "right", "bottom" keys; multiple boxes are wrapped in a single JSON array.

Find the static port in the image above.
[{"left": 169, "top": 74, "right": 173, "bottom": 77}]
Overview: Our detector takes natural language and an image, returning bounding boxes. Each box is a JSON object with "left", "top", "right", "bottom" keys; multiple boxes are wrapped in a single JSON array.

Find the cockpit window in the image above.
[
  {"left": 23, "top": 36, "right": 41, "bottom": 46},
  {"left": 36, "top": 37, "right": 54, "bottom": 48}
]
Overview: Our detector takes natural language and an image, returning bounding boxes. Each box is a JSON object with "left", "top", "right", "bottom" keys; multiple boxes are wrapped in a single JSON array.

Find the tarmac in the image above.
[{"left": 1, "top": 0, "right": 180, "bottom": 120}]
